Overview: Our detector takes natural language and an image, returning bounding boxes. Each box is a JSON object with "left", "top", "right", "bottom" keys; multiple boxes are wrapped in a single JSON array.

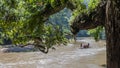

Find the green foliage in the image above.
[
  {"left": 43, "top": 24, "right": 68, "bottom": 48},
  {"left": 88, "top": 0, "right": 100, "bottom": 11},
  {"left": 0, "top": 0, "right": 69, "bottom": 48},
  {"left": 0, "top": 0, "right": 103, "bottom": 51},
  {"left": 69, "top": 0, "right": 103, "bottom": 41},
  {"left": 61, "top": 0, "right": 68, "bottom": 5},
  {"left": 48, "top": 0, "right": 67, "bottom": 8},
  {"left": 50, "top": 0, "right": 57, "bottom": 7},
  {"left": 88, "top": 26, "right": 104, "bottom": 41},
  {"left": 69, "top": 0, "right": 100, "bottom": 25}
]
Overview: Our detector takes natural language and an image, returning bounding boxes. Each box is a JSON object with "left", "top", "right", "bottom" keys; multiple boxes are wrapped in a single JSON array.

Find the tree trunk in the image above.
[{"left": 105, "top": 0, "right": 120, "bottom": 68}]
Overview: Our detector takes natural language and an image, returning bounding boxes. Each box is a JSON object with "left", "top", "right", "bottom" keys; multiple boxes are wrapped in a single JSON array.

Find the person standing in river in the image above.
[{"left": 80, "top": 43, "right": 90, "bottom": 49}]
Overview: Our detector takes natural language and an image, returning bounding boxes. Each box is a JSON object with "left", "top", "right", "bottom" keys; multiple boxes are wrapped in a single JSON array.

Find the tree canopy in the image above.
[{"left": 0, "top": 0, "right": 103, "bottom": 53}]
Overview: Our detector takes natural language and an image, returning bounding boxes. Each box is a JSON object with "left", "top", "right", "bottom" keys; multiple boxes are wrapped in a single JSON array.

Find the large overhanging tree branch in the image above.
[
  {"left": 70, "top": 0, "right": 106, "bottom": 35},
  {"left": 25, "top": 0, "right": 76, "bottom": 53},
  {"left": 36, "top": 0, "right": 106, "bottom": 35},
  {"left": 24, "top": 0, "right": 107, "bottom": 53},
  {"left": 0, "top": 0, "right": 107, "bottom": 53},
  {"left": 34, "top": 0, "right": 76, "bottom": 21},
  {"left": 34, "top": 0, "right": 106, "bottom": 34},
  {"left": 25, "top": 0, "right": 75, "bottom": 37},
  {"left": 0, "top": 0, "right": 75, "bottom": 53}
]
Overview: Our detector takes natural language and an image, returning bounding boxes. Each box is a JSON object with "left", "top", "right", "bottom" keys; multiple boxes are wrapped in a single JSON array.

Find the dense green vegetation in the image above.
[{"left": 0, "top": 0, "right": 103, "bottom": 52}]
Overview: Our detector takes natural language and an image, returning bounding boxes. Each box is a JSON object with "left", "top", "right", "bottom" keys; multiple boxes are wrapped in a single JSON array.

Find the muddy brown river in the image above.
[{"left": 0, "top": 37, "right": 106, "bottom": 68}]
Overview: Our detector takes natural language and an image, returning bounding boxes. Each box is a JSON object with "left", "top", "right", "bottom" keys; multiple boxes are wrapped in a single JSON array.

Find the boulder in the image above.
[{"left": 0, "top": 45, "right": 35, "bottom": 53}]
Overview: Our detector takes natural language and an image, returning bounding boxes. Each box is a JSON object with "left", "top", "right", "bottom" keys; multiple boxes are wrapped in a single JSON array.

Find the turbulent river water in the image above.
[{"left": 0, "top": 37, "right": 106, "bottom": 68}]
